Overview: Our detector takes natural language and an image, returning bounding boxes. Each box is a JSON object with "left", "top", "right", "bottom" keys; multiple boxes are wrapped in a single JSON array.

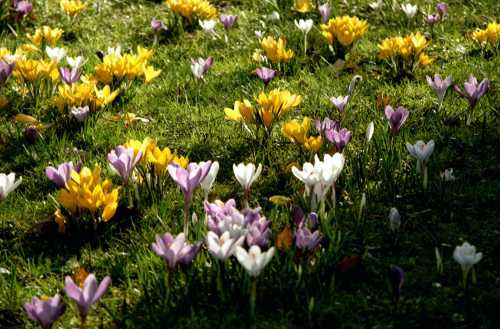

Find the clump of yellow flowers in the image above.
[
  {"left": 260, "top": 37, "right": 295, "bottom": 64},
  {"left": 165, "top": 0, "right": 217, "bottom": 21},
  {"left": 94, "top": 46, "right": 161, "bottom": 86},
  {"left": 60, "top": 0, "right": 88, "bottom": 17},
  {"left": 225, "top": 89, "right": 302, "bottom": 137},
  {"left": 27, "top": 26, "right": 64, "bottom": 47},
  {"left": 294, "top": 0, "right": 313, "bottom": 13},
  {"left": 471, "top": 22, "right": 500, "bottom": 45},
  {"left": 377, "top": 32, "right": 433, "bottom": 71},
  {"left": 56, "top": 165, "right": 120, "bottom": 231},
  {"left": 53, "top": 79, "right": 120, "bottom": 110},
  {"left": 282, "top": 117, "right": 322, "bottom": 152},
  {"left": 321, "top": 16, "right": 369, "bottom": 47}
]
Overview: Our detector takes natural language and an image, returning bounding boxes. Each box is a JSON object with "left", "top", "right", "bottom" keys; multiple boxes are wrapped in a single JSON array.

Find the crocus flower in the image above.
[
  {"left": 24, "top": 126, "right": 39, "bottom": 143},
  {"left": 295, "top": 212, "right": 321, "bottom": 252},
  {"left": 191, "top": 57, "right": 214, "bottom": 80},
  {"left": 200, "top": 160, "right": 219, "bottom": 199},
  {"left": 425, "top": 14, "right": 440, "bottom": 25},
  {"left": 199, "top": 19, "right": 217, "bottom": 35},
  {"left": 66, "top": 56, "right": 84, "bottom": 69},
  {"left": 107, "top": 146, "right": 143, "bottom": 184},
  {"left": 294, "top": 19, "right": 313, "bottom": 34},
  {"left": 220, "top": 14, "right": 237, "bottom": 29},
  {"left": 453, "top": 75, "right": 490, "bottom": 110},
  {"left": 45, "top": 162, "right": 74, "bottom": 188},
  {"left": 244, "top": 209, "right": 272, "bottom": 248},
  {"left": 453, "top": 242, "right": 482, "bottom": 275},
  {"left": 151, "top": 232, "right": 201, "bottom": 268},
  {"left": 365, "top": 121, "right": 374, "bottom": 143},
  {"left": 255, "top": 67, "right": 276, "bottom": 86},
  {"left": 15, "top": 1, "right": 32, "bottom": 17},
  {"left": 151, "top": 18, "right": 168, "bottom": 32},
  {"left": 59, "top": 67, "right": 81, "bottom": 85},
  {"left": 318, "top": 3, "right": 332, "bottom": 23},
  {"left": 0, "top": 172, "right": 22, "bottom": 200},
  {"left": 254, "top": 30, "right": 264, "bottom": 39},
  {"left": 330, "top": 95, "right": 350, "bottom": 113},
  {"left": 326, "top": 128, "right": 352, "bottom": 152},
  {"left": 426, "top": 74, "right": 453, "bottom": 107},
  {"left": 406, "top": 140, "right": 435, "bottom": 189},
  {"left": 168, "top": 161, "right": 212, "bottom": 203},
  {"left": 206, "top": 231, "right": 244, "bottom": 261},
  {"left": 368, "top": 0, "right": 383, "bottom": 10},
  {"left": 388, "top": 265, "right": 405, "bottom": 300},
  {"left": 388, "top": 207, "right": 401, "bottom": 231},
  {"left": 436, "top": 2, "right": 448, "bottom": 17},
  {"left": 384, "top": 105, "right": 409, "bottom": 134},
  {"left": 401, "top": 3, "right": 418, "bottom": 18},
  {"left": 71, "top": 106, "right": 90, "bottom": 122},
  {"left": 315, "top": 117, "right": 339, "bottom": 136},
  {"left": 64, "top": 274, "right": 111, "bottom": 322},
  {"left": 234, "top": 245, "right": 275, "bottom": 277},
  {"left": 46, "top": 47, "right": 66, "bottom": 63},
  {"left": 205, "top": 199, "right": 247, "bottom": 238},
  {"left": 233, "top": 162, "right": 262, "bottom": 199},
  {"left": 0, "top": 61, "right": 15, "bottom": 87},
  {"left": 24, "top": 294, "right": 65, "bottom": 329}
]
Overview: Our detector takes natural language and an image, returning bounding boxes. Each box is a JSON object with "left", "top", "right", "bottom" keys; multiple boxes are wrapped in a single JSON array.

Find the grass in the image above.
[{"left": 1, "top": 0, "right": 499, "bottom": 328}]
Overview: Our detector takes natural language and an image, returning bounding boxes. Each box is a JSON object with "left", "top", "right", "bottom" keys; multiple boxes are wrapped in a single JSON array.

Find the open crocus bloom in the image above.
[
  {"left": 233, "top": 162, "right": 262, "bottom": 194},
  {"left": 45, "top": 162, "right": 74, "bottom": 188},
  {"left": 385, "top": 105, "right": 409, "bottom": 134},
  {"left": 64, "top": 274, "right": 111, "bottom": 321},
  {"left": 151, "top": 232, "right": 201, "bottom": 268},
  {"left": 426, "top": 74, "right": 453, "bottom": 105},
  {"left": 191, "top": 57, "right": 214, "bottom": 79},
  {"left": 206, "top": 231, "right": 244, "bottom": 261},
  {"left": 107, "top": 146, "right": 143, "bottom": 184},
  {"left": 0, "top": 172, "right": 22, "bottom": 200},
  {"left": 24, "top": 294, "right": 65, "bottom": 329},
  {"left": 235, "top": 245, "right": 275, "bottom": 277},
  {"left": 168, "top": 161, "right": 212, "bottom": 202}
]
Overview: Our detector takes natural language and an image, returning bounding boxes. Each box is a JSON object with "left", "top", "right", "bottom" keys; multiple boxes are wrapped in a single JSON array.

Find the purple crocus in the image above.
[
  {"left": 205, "top": 199, "right": 247, "bottom": 238},
  {"left": 318, "top": 3, "right": 332, "bottom": 23},
  {"left": 15, "top": 1, "right": 33, "bottom": 17},
  {"left": 0, "top": 61, "right": 15, "bottom": 87},
  {"left": 315, "top": 117, "right": 339, "bottom": 136},
  {"left": 436, "top": 2, "right": 448, "bottom": 17},
  {"left": 453, "top": 75, "right": 490, "bottom": 110},
  {"left": 191, "top": 57, "right": 213, "bottom": 80},
  {"left": 255, "top": 67, "right": 276, "bottom": 86},
  {"left": 71, "top": 106, "right": 90, "bottom": 122},
  {"left": 64, "top": 274, "right": 111, "bottom": 323},
  {"left": 151, "top": 18, "right": 168, "bottom": 32},
  {"left": 151, "top": 232, "right": 201, "bottom": 268},
  {"left": 426, "top": 74, "right": 453, "bottom": 107},
  {"left": 168, "top": 161, "right": 212, "bottom": 203},
  {"left": 58, "top": 67, "right": 81, "bottom": 85},
  {"left": 425, "top": 14, "right": 440, "bottom": 25},
  {"left": 45, "top": 162, "right": 74, "bottom": 188},
  {"left": 24, "top": 126, "right": 39, "bottom": 143},
  {"left": 220, "top": 14, "right": 238, "bottom": 29},
  {"left": 107, "top": 146, "right": 143, "bottom": 184},
  {"left": 244, "top": 208, "right": 271, "bottom": 248},
  {"left": 330, "top": 95, "right": 350, "bottom": 113},
  {"left": 326, "top": 128, "right": 352, "bottom": 152},
  {"left": 388, "top": 265, "right": 405, "bottom": 300},
  {"left": 24, "top": 294, "right": 66, "bottom": 329},
  {"left": 384, "top": 105, "right": 409, "bottom": 134},
  {"left": 295, "top": 212, "right": 321, "bottom": 252}
]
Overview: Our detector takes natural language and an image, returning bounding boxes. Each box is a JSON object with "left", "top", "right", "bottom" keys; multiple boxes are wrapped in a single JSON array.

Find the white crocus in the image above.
[
  {"left": 365, "top": 121, "right": 374, "bottom": 143},
  {"left": 291, "top": 162, "right": 321, "bottom": 196},
  {"left": 294, "top": 19, "right": 314, "bottom": 54},
  {"left": 453, "top": 242, "right": 482, "bottom": 287},
  {"left": 401, "top": 3, "right": 418, "bottom": 18},
  {"left": 45, "top": 47, "right": 67, "bottom": 62},
  {"left": 233, "top": 162, "right": 262, "bottom": 195},
  {"left": 67, "top": 56, "right": 84, "bottom": 69},
  {"left": 207, "top": 231, "right": 244, "bottom": 261},
  {"left": 0, "top": 173, "right": 22, "bottom": 200},
  {"left": 388, "top": 207, "right": 401, "bottom": 231},
  {"left": 234, "top": 245, "right": 275, "bottom": 277},
  {"left": 368, "top": 0, "right": 383, "bottom": 10},
  {"left": 440, "top": 168, "right": 456, "bottom": 182},
  {"left": 199, "top": 19, "right": 218, "bottom": 36},
  {"left": 406, "top": 140, "right": 435, "bottom": 190},
  {"left": 107, "top": 45, "right": 122, "bottom": 56},
  {"left": 200, "top": 161, "right": 219, "bottom": 199}
]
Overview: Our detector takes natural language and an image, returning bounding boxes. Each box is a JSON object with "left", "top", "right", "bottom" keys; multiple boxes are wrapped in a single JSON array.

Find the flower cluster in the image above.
[
  {"left": 259, "top": 37, "right": 295, "bottom": 64},
  {"left": 60, "top": 0, "right": 88, "bottom": 17},
  {"left": 320, "top": 16, "right": 369, "bottom": 47},
  {"left": 471, "top": 22, "right": 500, "bottom": 45},
  {"left": 165, "top": 0, "right": 217, "bottom": 21},
  {"left": 377, "top": 32, "right": 432, "bottom": 70},
  {"left": 281, "top": 117, "right": 322, "bottom": 152}
]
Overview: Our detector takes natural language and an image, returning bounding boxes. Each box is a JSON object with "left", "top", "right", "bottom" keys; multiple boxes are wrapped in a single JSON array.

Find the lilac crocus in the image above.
[
  {"left": 425, "top": 14, "right": 440, "bottom": 25},
  {"left": 0, "top": 61, "right": 15, "bottom": 87},
  {"left": 24, "top": 126, "right": 39, "bottom": 143},
  {"left": 426, "top": 74, "right": 453, "bottom": 107},
  {"left": 436, "top": 2, "right": 448, "bottom": 17},
  {"left": 244, "top": 208, "right": 271, "bottom": 248},
  {"left": 326, "top": 128, "right": 352, "bottom": 152},
  {"left": 330, "top": 95, "right": 350, "bottom": 113},
  {"left": 168, "top": 161, "right": 212, "bottom": 203},
  {"left": 64, "top": 274, "right": 111, "bottom": 323},
  {"left": 15, "top": 1, "right": 33, "bottom": 17},
  {"left": 453, "top": 75, "right": 490, "bottom": 110},
  {"left": 295, "top": 212, "right": 321, "bottom": 252},
  {"left": 151, "top": 18, "right": 168, "bottom": 32},
  {"left": 205, "top": 199, "right": 247, "bottom": 239},
  {"left": 315, "top": 117, "right": 339, "bottom": 136},
  {"left": 71, "top": 106, "right": 90, "bottom": 122},
  {"left": 255, "top": 67, "right": 276, "bottom": 86},
  {"left": 388, "top": 265, "right": 405, "bottom": 300},
  {"left": 151, "top": 232, "right": 201, "bottom": 268},
  {"left": 107, "top": 146, "right": 143, "bottom": 184},
  {"left": 45, "top": 162, "right": 74, "bottom": 188},
  {"left": 318, "top": 3, "right": 332, "bottom": 23},
  {"left": 24, "top": 294, "right": 66, "bottom": 329},
  {"left": 220, "top": 14, "right": 238, "bottom": 29},
  {"left": 191, "top": 57, "right": 213, "bottom": 80},
  {"left": 384, "top": 105, "right": 409, "bottom": 134},
  {"left": 58, "top": 67, "right": 81, "bottom": 85}
]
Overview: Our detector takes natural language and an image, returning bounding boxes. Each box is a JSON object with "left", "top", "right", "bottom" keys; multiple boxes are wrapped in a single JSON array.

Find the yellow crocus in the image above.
[
  {"left": 165, "top": 0, "right": 217, "bottom": 20},
  {"left": 294, "top": 0, "right": 312, "bottom": 13},
  {"left": 281, "top": 117, "right": 310, "bottom": 144},
  {"left": 173, "top": 155, "right": 189, "bottom": 168},
  {"left": 224, "top": 100, "right": 255, "bottom": 123},
  {"left": 260, "top": 37, "right": 294, "bottom": 64},
  {"left": 304, "top": 136, "right": 322, "bottom": 151},
  {"left": 472, "top": 22, "right": 500, "bottom": 44},
  {"left": 143, "top": 65, "right": 161, "bottom": 83},
  {"left": 42, "top": 26, "right": 64, "bottom": 46},
  {"left": 95, "top": 85, "right": 119, "bottom": 107},
  {"left": 418, "top": 53, "right": 433, "bottom": 66},
  {"left": 320, "top": 16, "right": 368, "bottom": 46},
  {"left": 147, "top": 146, "right": 175, "bottom": 174},
  {"left": 60, "top": 0, "right": 88, "bottom": 17}
]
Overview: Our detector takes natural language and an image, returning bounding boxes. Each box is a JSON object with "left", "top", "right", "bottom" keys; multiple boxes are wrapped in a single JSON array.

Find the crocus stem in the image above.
[
  {"left": 244, "top": 189, "right": 250, "bottom": 208},
  {"left": 304, "top": 34, "right": 308, "bottom": 55},
  {"left": 217, "top": 261, "right": 224, "bottom": 301},
  {"left": 79, "top": 316, "right": 86, "bottom": 329},
  {"left": 423, "top": 166, "right": 428, "bottom": 191},
  {"left": 183, "top": 200, "right": 190, "bottom": 237},
  {"left": 250, "top": 277, "right": 257, "bottom": 322}
]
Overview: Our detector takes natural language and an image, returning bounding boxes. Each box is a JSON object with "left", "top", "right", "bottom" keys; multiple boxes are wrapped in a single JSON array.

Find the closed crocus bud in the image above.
[
  {"left": 15, "top": 1, "right": 33, "bottom": 17},
  {"left": 24, "top": 126, "right": 39, "bottom": 143},
  {"left": 233, "top": 162, "right": 262, "bottom": 195},
  {"left": 45, "top": 162, "right": 74, "bottom": 188},
  {"left": 220, "top": 14, "right": 238, "bottom": 29},
  {"left": 365, "top": 122, "right": 374, "bottom": 143},
  {"left": 425, "top": 14, "right": 440, "bottom": 25},
  {"left": 71, "top": 106, "right": 89, "bottom": 122},
  {"left": 388, "top": 207, "right": 401, "bottom": 231},
  {"left": 401, "top": 3, "right": 418, "bottom": 18},
  {"left": 436, "top": 2, "right": 448, "bottom": 17},
  {"left": 0, "top": 172, "right": 22, "bottom": 201},
  {"left": 317, "top": 3, "right": 332, "bottom": 23},
  {"left": 384, "top": 105, "right": 409, "bottom": 134},
  {"left": 388, "top": 265, "right": 405, "bottom": 300},
  {"left": 200, "top": 160, "right": 219, "bottom": 199},
  {"left": 151, "top": 18, "right": 167, "bottom": 32},
  {"left": 330, "top": 95, "right": 350, "bottom": 113},
  {"left": 24, "top": 294, "right": 66, "bottom": 329},
  {"left": 255, "top": 67, "right": 276, "bottom": 86},
  {"left": 453, "top": 241, "right": 482, "bottom": 274}
]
